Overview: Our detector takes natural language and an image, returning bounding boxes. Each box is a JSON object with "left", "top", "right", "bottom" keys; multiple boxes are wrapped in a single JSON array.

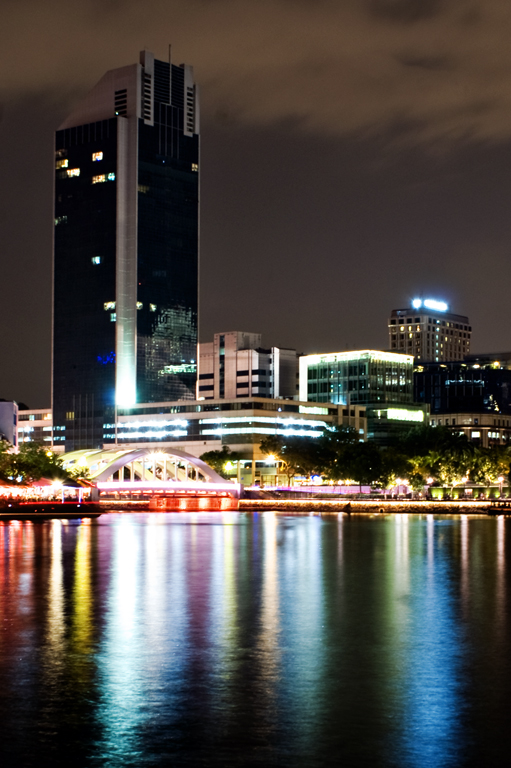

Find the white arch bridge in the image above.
[{"left": 62, "top": 448, "right": 240, "bottom": 510}]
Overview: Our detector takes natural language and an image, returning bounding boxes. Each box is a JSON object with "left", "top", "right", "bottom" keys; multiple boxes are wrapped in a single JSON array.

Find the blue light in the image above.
[{"left": 97, "top": 351, "right": 116, "bottom": 365}]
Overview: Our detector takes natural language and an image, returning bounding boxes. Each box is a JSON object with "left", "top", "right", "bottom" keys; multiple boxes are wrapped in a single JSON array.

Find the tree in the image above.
[
  {"left": 0, "top": 443, "right": 68, "bottom": 484},
  {"left": 316, "top": 425, "right": 359, "bottom": 483},
  {"left": 200, "top": 446, "right": 243, "bottom": 479},
  {"left": 377, "top": 448, "right": 410, "bottom": 491},
  {"left": 259, "top": 435, "right": 321, "bottom": 484},
  {"left": 401, "top": 424, "right": 470, "bottom": 457},
  {"left": 470, "top": 446, "right": 509, "bottom": 487},
  {"left": 425, "top": 446, "right": 472, "bottom": 495},
  {"left": 348, "top": 443, "right": 383, "bottom": 490}
]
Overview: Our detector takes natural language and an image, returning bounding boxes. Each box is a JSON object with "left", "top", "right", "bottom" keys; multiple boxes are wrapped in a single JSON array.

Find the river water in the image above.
[{"left": 1, "top": 512, "right": 510, "bottom": 767}]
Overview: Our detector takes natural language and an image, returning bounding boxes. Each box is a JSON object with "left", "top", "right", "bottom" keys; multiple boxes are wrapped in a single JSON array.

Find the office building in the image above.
[
  {"left": 414, "top": 352, "right": 511, "bottom": 445},
  {"left": 389, "top": 298, "right": 471, "bottom": 361},
  {"left": 53, "top": 50, "right": 199, "bottom": 451},
  {"left": 300, "top": 350, "right": 414, "bottom": 405},
  {"left": 299, "top": 350, "right": 428, "bottom": 444},
  {"left": 414, "top": 353, "right": 511, "bottom": 415},
  {"left": 198, "top": 332, "right": 298, "bottom": 400},
  {"left": 17, "top": 408, "right": 55, "bottom": 446}
]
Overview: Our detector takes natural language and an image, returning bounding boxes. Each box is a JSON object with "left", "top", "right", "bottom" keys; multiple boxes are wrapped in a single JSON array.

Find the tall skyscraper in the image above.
[
  {"left": 388, "top": 298, "right": 471, "bottom": 362},
  {"left": 53, "top": 50, "right": 199, "bottom": 450}
]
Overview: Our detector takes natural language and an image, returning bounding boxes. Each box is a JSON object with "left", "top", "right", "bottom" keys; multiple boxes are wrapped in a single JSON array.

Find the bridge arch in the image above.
[{"left": 62, "top": 447, "right": 239, "bottom": 503}]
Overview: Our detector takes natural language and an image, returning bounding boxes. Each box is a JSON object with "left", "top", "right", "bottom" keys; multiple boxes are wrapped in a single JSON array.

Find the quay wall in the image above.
[{"left": 239, "top": 499, "right": 502, "bottom": 515}]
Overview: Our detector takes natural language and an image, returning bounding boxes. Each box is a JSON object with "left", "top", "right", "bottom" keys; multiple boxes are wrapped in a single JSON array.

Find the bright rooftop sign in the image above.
[{"left": 411, "top": 298, "right": 448, "bottom": 312}]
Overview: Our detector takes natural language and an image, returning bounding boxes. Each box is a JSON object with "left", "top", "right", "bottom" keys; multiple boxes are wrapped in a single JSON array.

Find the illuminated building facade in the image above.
[
  {"left": 198, "top": 332, "right": 298, "bottom": 400},
  {"left": 17, "top": 408, "right": 54, "bottom": 446},
  {"left": 299, "top": 350, "right": 414, "bottom": 405},
  {"left": 299, "top": 350, "right": 427, "bottom": 444},
  {"left": 389, "top": 299, "right": 471, "bottom": 361},
  {"left": 53, "top": 50, "right": 199, "bottom": 450},
  {"left": 103, "top": 397, "right": 361, "bottom": 447}
]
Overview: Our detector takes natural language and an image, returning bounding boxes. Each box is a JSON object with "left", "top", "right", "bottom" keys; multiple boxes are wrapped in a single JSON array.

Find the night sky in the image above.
[{"left": 2, "top": 0, "right": 511, "bottom": 407}]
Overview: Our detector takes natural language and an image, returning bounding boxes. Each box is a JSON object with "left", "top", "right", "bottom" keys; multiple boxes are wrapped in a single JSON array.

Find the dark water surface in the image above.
[{"left": 1, "top": 512, "right": 510, "bottom": 767}]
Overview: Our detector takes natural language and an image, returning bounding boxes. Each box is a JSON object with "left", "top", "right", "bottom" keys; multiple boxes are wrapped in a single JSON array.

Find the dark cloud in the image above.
[
  {"left": 369, "top": 0, "right": 444, "bottom": 24},
  {"left": 1, "top": 0, "right": 511, "bottom": 146},
  {"left": 397, "top": 53, "right": 453, "bottom": 70}
]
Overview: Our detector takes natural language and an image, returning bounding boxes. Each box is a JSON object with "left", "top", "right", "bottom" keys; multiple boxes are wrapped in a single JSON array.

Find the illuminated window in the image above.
[
  {"left": 66, "top": 168, "right": 80, "bottom": 177},
  {"left": 56, "top": 159, "right": 68, "bottom": 169},
  {"left": 54, "top": 215, "right": 67, "bottom": 225},
  {"left": 149, "top": 303, "right": 157, "bottom": 312},
  {"left": 92, "top": 256, "right": 101, "bottom": 265},
  {"left": 136, "top": 302, "right": 143, "bottom": 309},
  {"left": 104, "top": 301, "right": 116, "bottom": 310},
  {"left": 138, "top": 184, "right": 149, "bottom": 194},
  {"left": 92, "top": 152, "right": 103, "bottom": 161},
  {"left": 92, "top": 174, "right": 106, "bottom": 184},
  {"left": 107, "top": 172, "right": 116, "bottom": 181},
  {"left": 191, "top": 163, "right": 198, "bottom": 172},
  {"left": 110, "top": 313, "right": 117, "bottom": 322},
  {"left": 66, "top": 412, "right": 75, "bottom": 420}
]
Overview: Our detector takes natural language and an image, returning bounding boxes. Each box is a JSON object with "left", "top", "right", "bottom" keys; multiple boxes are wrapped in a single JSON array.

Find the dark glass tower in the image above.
[{"left": 53, "top": 51, "right": 199, "bottom": 450}]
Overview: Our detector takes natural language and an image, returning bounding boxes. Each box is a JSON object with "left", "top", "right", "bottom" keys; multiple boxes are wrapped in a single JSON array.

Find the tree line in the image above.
[{"left": 258, "top": 425, "right": 511, "bottom": 492}]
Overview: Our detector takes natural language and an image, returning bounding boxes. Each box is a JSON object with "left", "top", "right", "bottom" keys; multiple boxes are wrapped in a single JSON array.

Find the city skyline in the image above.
[{"left": 3, "top": 3, "right": 511, "bottom": 407}]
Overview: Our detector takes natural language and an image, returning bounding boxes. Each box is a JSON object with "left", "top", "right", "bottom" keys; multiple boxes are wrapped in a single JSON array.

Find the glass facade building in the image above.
[
  {"left": 299, "top": 351, "right": 414, "bottom": 405},
  {"left": 53, "top": 51, "right": 199, "bottom": 450},
  {"left": 414, "top": 353, "right": 511, "bottom": 415},
  {"left": 299, "top": 351, "right": 428, "bottom": 445}
]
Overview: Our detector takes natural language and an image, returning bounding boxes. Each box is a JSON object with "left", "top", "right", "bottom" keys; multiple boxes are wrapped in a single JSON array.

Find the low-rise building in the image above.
[
  {"left": 17, "top": 408, "right": 56, "bottom": 446},
  {"left": 430, "top": 412, "right": 511, "bottom": 448}
]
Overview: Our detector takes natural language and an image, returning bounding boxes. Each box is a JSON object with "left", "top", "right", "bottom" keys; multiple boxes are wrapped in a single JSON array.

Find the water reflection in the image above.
[{"left": 1, "top": 514, "right": 511, "bottom": 766}]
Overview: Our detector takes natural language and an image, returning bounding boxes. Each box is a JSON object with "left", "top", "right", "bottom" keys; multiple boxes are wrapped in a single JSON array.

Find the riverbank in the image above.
[{"left": 239, "top": 499, "right": 503, "bottom": 514}]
